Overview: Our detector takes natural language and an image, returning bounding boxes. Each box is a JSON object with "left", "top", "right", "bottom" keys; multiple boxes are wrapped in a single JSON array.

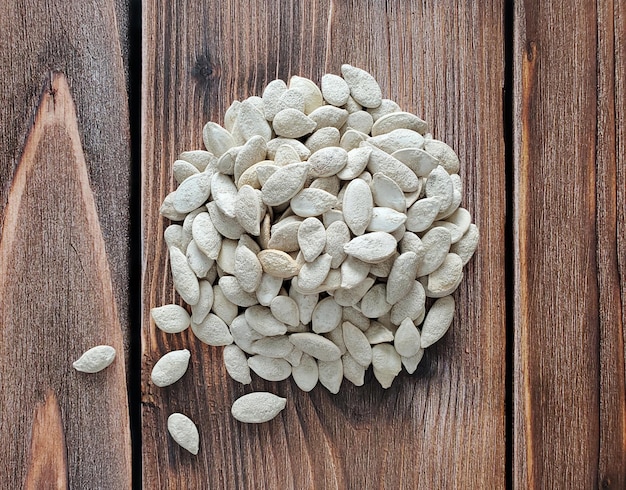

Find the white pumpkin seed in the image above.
[
  {"left": 231, "top": 392, "right": 287, "bottom": 423},
  {"left": 297, "top": 253, "right": 332, "bottom": 291},
  {"left": 235, "top": 100, "right": 272, "bottom": 142},
  {"left": 360, "top": 283, "right": 392, "bottom": 318},
  {"left": 248, "top": 355, "right": 292, "bottom": 381},
  {"left": 337, "top": 146, "right": 371, "bottom": 180},
  {"left": 367, "top": 98, "right": 401, "bottom": 121},
  {"left": 386, "top": 252, "right": 419, "bottom": 304},
  {"left": 269, "top": 296, "right": 300, "bottom": 328},
  {"left": 343, "top": 232, "right": 397, "bottom": 264},
  {"left": 309, "top": 105, "right": 349, "bottom": 130},
  {"left": 234, "top": 245, "right": 263, "bottom": 293},
  {"left": 292, "top": 353, "right": 319, "bottom": 391},
  {"left": 311, "top": 296, "right": 342, "bottom": 334},
  {"left": 365, "top": 144, "right": 420, "bottom": 192},
  {"left": 170, "top": 247, "right": 200, "bottom": 305},
  {"left": 371, "top": 111, "right": 429, "bottom": 136},
  {"left": 416, "top": 227, "right": 452, "bottom": 277},
  {"left": 212, "top": 284, "right": 238, "bottom": 324},
  {"left": 173, "top": 159, "right": 200, "bottom": 184},
  {"left": 173, "top": 172, "right": 212, "bottom": 214},
  {"left": 191, "top": 313, "right": 233, "bottom": 346},
  {"left": 342, "top": 178, "right": 373, "bottom": 236},
  {"left": 372, "top": 343, "right": 402, "bottom": 388},
  {"left": 391, "top": 148, "right": 439, "bottom": 177},
  {"left": 423, "top": 139, "right": 460, "bottom": 174},
  {"left": 289, "top": 76, "right": 324, "bottom": 114},
  {"left": 390, "top": 280, "right": 426, "bottom": 326},
  {"left": 261, "top": 162, "right": 310, "bottom": 206},
  {"left": 297, "top": 217, "right": 326, "bottom": 262},
  {"left": 256, "top": 273, "right": 283, "bottom": 306},
  {"left": 421, "top": 295, "right": 455, "bottom": 348},
  {"left": 321, "top": 73, "right": 350, "bottom": 106},
  {"left": 289, "top": 188, "right": 336, "bottom": 218},
  {"left": 368, "top": 128, "right": 425, "bottom": 154},
  {"left": 151, "top": 349, "right": 191, "bottom": 387},
  {"left": 366, "top": 207, "right": 406, "bottom": 233},
  {"left": 245, "top": 305, "right": 288, "bottom": 336},
  {"left": 289, "top": 289, "right": 318, "bottom": 325},
  {"left": 167, "top": 413, "right": 200, "bottom": 455},
  {"left": 191, "top": 281, "right": 214, "bottom": 324},
  {"left": 273, "top": 108, "right": 316, "bottom": 138},
  {"left": 262, "top": 79, "right": 288, "bottom": 121},
  {"left": 318, "top": 359, "right": 343, "bottom": 394},
  {"left": 365, "top": 321, "right": 395, "bottom": 344},
  {"left": 427, "top": 253, "right": 463, "bottom": 297},
  {"left": 73, "top": 345, "right": 116, "bottom": 373},
  {"left": 406, "top": 197, "right": 441, "bottom": 232},
  {"left": 305, "top": 127, "right": 341, "bottom": 153},
  {"left": 230, "top": 314, "right": 263, "bottom": 353},
  {"left": 341, "top": 64, "right": 382, "bottom": 108},
  {"left": 450, "top": 223, "right": 479, "bottom": 265},
  {"left": 402, "top": 349, "right": 424, "bottom": 374},
  {"left": 289, "top": 332, "right": 342, "bottom": 361},
  {"left": 151, "top": 304, "right": 191, "bottom": 334},
  {"left": 251, "top": 335, "right": 295, "bottom": 358},
  {"left": 342, "top": 321, "right": 372, "bottom": 367},
  {"left": 394, "top": 318, "right": 421, "bottom": 357},
  {"left": 202, "top": 122, "right": 235, "bottom": 157}
]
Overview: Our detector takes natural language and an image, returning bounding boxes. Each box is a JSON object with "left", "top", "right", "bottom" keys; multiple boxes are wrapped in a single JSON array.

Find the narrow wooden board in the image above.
[
  {"left": 513, "top": 0, "right": 626, "bottom": 487},
  {"left": 142, "top": 1, "right": 505, "bottom": 488},
  {"left": 0, "top": 1, "right": 132, "bottom": 488}
]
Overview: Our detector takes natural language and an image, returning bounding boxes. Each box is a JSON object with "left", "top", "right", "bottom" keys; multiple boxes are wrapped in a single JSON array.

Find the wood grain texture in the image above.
[
  {"left": 513, "top": 0, "right": 626, "bottom": 487},
  {"left": 0, "top": 0, "right": 132, "bottom": 354},
  {"left": 0, "top": 74, "right": 131, "bottom": 488},
  {"left": 142, "top": 1, "right": 505, "bottom": 488},
  {"left": 0, "top": 0, "right": 132, "bottom": 488},
  {"left": 24, "top": 391, "right": 68, "bottom": 490}
]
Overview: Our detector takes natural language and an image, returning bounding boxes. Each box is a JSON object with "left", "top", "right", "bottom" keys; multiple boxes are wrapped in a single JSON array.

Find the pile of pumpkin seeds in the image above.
[{"left": 151, "top": 64, "right": 479, "bottom": 453}]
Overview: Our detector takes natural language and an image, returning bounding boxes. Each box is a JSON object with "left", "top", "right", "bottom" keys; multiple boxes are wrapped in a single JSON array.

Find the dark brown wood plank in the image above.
[
  {"left": 513, "top": 0, "right": 626, "bottom": 487},
  {"left": 142, "top": 1, "right": 505, "bottom": 487},
  {"left": 0, "top": 1, "right": 132, "bottom": 488}
]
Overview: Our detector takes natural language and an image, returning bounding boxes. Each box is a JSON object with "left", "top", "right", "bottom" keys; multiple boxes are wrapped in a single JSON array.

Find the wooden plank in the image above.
[
  {"left": 142, "top": 1, "right": 505, "bottom": 487},
  {"left": 0, "top": 1, "right": 132, "bottom": 488},
  {"left": 513, "top": 0, "right": 626, "bottom": 487}
]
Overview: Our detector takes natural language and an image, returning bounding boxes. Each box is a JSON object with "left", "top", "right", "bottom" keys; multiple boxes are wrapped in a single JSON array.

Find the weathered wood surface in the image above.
[
  {"left": 513, "top": 0, "right": 626, "bottom": 488},
  {"left": 142, "top": 1, "right": 505, "bottom": 488},
  {"left": 0, "top": 0, "right": 132, "bottom": 488}
]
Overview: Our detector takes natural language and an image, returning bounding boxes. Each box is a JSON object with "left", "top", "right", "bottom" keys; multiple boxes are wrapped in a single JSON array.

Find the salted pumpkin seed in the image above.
[
  {"left": 341, "top": 64, "right": 382, "bottom": 108},
  {"left": 342, "top": 321, "right": 372, "bottom": 367},
  {"left": 191, "top": 313, "right": 233, "bottom": 346},
  {"left": 371, "top": 111, "right": 429, "bottom": 136},
  {"left": 202, "top": 122, "right": 235, "bottom": 157},
  {"left": 342, "top": 178, "right": 373, "bottom": 236},
  {"left": 343, "top": 232, "right": 397, "bottom": 264},
  {"left": 273, "top": 108, "right": 316, "bottom": 138},
  {"left": 73, "top": 345, "right": 116, "bottom": 373},
  {"left": 261, "top": 162, "right": 310, "bottom": 206},
  {"left": 318, "top": 359, "right": 343, "bottom": 394},
  {"left": 248, "top": 355, "right": 292, "bottom": 381},
  {"left": 151, "top": 304, "right": 191, "bottom": 334},
  {"left": 421, "top": 295, "right": 455, "bottom": 348},
  {"left": 321, "top": 73, "right": 351, "bottom": 106},
  {"left": 297, "top": 217, "right": 326, "bottom": 262},
  {"left": 231, "top": 392, "right": 287, "bottom": 423},
  {"left": 151, "top": 349, "right": 191, "bottom": 387},
  {"left": 372, "top": 343, "right": 401, "bottom": 389},
  {"left": 311, "top": 296, "right": 342, "bottom": 334}
]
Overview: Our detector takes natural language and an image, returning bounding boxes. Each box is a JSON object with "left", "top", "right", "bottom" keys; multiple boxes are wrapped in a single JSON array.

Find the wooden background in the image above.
[{"left": 0, "top": 0, "right": 623, "bottom": 488}]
